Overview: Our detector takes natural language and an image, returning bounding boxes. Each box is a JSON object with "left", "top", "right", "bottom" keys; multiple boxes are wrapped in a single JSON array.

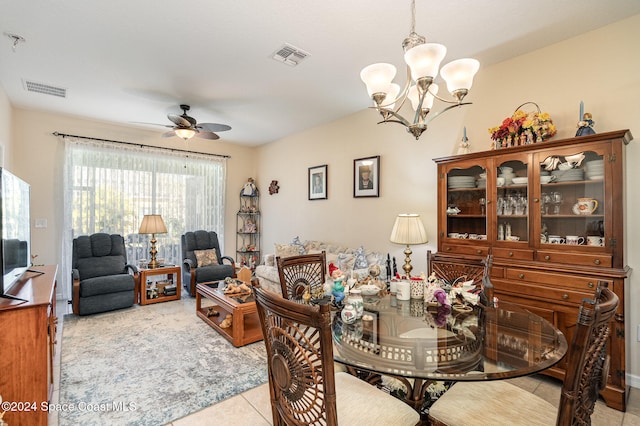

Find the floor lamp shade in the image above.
[
  {"left": 139, "top": 214, "right": 167, "bottom": 269},
  {"left": 390, "top": 214, "right": 428, "bottom": 277}
]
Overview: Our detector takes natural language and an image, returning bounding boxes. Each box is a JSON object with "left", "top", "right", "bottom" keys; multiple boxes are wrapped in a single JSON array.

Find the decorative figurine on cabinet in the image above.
[
  {"left": 576, "top": 101, "right": 596, "bottom": 137},
  {"left": 241, "top": 177, "right": 258, "bottom": 196}
]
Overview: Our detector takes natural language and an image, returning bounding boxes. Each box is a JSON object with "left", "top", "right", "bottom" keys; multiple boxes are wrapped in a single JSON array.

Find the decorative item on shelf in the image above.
[
  {"left": 138, "top": 214, "right": 167, "bottom": 269},
  {"left": 268, "top": 180, "right": 279, "bottom": 195},
  {"left": 489, "top": 102, "right": 556, "bottom": 149},
  {"left": 345, "top": 289, "right": 364, "bottom": 319},
  {"left": 359, "top": 0, "right": 479, "bottom": 140},
  {"left": 329, "top": 263, "right": 346, "bottom": 304},
  {"left": 241, "top": 177, "right": 258, "bottom": 196},
  {"left": 390, "top": 213, "right": 428, "bottom": 278},
  {"left": 576, "top": 101, "right": 596, "bottom": 136},
  {"left": 457, "top": 126, "right": 471, "bottom": 155}
]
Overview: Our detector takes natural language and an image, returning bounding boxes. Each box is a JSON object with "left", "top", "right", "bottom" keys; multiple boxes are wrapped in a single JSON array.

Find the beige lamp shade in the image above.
[
  {"left": 138, "top": 214, "right": 167, "bottom": 269},
  {"left": 138, "top": 214, "right": 167, "bottom": 235},
  {"left": 390, "top": 214, "right": 428, "bottom": 245}
]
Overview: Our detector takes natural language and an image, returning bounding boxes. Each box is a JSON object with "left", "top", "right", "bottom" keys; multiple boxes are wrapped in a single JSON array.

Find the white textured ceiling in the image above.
[{"left": 1, "top": 0, "right": 639, "bottom": 146}]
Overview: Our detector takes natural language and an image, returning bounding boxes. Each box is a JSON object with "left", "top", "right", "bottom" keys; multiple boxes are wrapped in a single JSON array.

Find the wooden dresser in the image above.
[
  {"left": 0, "top": 265, "right": 58, "bottom": 425},
  {"left": 433, "top": 130, "right": 631, "bottom": 411}
]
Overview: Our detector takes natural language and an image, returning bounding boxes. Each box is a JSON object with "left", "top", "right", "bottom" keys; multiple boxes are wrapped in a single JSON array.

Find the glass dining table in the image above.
[{"left": 331, "top": 294, "right": 568, "bottom": 411}]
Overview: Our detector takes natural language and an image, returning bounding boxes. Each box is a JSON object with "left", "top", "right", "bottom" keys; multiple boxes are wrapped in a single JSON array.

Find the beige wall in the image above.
[
  {"left": 0, "top": 85, "right": 12, "bottom": 169},
  {"left": 256, "top": 15, "right": 640, "bottom": 385}
]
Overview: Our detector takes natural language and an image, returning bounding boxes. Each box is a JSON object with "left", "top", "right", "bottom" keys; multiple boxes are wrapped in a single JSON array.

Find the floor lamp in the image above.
[
  {"left": 390, "top": 213, "right": 428, "bottom": 278},
  {"left": 139, "top": 214, "right": 167, "bottom": 269}
]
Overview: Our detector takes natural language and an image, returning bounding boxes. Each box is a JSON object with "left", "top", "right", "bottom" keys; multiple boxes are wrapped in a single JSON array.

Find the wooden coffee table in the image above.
[{"left": 195, "top": 282, "right": 263, "bottom": 347}]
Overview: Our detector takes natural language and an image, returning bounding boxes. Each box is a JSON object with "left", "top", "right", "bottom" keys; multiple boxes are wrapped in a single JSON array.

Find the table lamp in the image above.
[
  {"left": 389, "top": 213, "right": 428, "bottom": 278},
  {"left": 138, "top": 214, "right": 167, "bottom": 269}
]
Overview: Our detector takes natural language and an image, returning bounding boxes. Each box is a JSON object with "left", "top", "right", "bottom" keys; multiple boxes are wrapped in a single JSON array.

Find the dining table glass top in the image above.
[{"left": 332, "top": 294, "right": 568, "bottom": 381}]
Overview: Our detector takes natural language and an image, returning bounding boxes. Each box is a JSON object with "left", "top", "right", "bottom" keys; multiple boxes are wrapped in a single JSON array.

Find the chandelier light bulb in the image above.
[
  {"left": 404, "top": 43, "right": 447, "bottom": 81},
  {"left": 440, "top": 58, "right": 480, "bottom": 95},
  {"left": 360, "top": 63, "right": 397, "bottom": 98}
]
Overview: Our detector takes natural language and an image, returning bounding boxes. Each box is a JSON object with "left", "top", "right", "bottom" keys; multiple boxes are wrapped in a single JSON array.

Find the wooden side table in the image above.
[{"left": 139, "top": 265, "right": 181, "bottom": 305}]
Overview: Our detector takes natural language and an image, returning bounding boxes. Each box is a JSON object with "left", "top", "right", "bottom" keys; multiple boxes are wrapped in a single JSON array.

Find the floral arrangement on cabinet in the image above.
[{"left": 489, "top": 105, "right": 557, "bottom": 149}]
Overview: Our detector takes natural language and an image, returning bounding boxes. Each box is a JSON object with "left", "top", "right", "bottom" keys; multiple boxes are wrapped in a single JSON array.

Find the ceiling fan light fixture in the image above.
[{"left": 175, "top": 128, "right": 196, "bottom": 140}]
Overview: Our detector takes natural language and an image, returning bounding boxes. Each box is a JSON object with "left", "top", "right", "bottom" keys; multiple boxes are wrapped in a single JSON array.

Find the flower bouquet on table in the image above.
[{"left": 489, "top": 102, "right": 557, "bottom": 149}]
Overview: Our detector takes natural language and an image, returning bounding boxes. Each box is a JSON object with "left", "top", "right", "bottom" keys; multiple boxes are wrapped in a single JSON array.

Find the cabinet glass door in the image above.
[
  {"left": 538, "top": 149, "right": 605, "bottom": 247},
  {"left": 496, "top": 159, "right": 529, "bottom": 243},
  {"left": 446, "top": 164, "right": 487, "bottom": 240}
]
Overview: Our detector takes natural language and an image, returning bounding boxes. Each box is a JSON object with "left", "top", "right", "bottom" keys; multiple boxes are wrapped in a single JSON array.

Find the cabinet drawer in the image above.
[
  {"left": 536, "top": 250, "right": 612, "bottom": 268},
  {"left": 493, "top": 247, "right": 534, "bottom": 261},
  {"left": 493, "top": 279, "right": 592, "bottom": 305},
  {"left": 441, "top": 244, "right": 489, "bottom": 257},
  {"left": 505, "top": 268, "right": 600, "bottom": 292}
]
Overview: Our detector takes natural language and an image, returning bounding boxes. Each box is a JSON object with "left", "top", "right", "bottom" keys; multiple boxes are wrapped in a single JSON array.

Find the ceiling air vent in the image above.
[
  {"left": 272, "top": 43, "right": 310, "bottom": 67},
  {"left": 23, "top": 80, "right": 67, "bottom": 98}
]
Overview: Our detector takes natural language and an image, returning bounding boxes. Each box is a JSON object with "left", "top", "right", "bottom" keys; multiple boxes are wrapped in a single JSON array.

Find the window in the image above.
[{"left": 61, "top": 137, "right": 226, "bottom": 300}]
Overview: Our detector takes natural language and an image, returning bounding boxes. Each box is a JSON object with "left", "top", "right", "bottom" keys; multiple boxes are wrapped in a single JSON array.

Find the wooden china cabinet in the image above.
[{"left": 433, "top": 129, "right": 632, "bottom": 411}]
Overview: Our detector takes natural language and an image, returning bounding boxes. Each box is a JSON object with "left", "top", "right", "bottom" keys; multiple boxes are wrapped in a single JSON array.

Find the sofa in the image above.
[{"left": 254, "top": 237, "right": 386, "bottom": 295}]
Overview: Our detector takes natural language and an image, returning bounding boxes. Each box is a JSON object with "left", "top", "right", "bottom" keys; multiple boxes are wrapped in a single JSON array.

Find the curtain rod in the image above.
[{"left": 52, "top": 132, "right": 231, "bottom": 159}]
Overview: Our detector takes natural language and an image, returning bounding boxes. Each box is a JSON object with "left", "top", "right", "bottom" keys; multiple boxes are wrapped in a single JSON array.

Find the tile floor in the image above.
[{"left": 51, "top": 300, "right": 640, "bottom": 426}]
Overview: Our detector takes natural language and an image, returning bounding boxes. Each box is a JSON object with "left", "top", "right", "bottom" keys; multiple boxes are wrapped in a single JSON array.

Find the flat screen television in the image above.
[{"left": 0, "top": 168, "right": 31, "bottom": 301}]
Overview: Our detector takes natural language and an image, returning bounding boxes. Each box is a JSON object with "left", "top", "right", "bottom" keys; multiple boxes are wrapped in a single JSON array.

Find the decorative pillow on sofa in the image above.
[
  {"left": 336, "top": 253, "right": 356, "bottom": 274},
  {"left": 353, "top": 246, "right": 368, "bottom": 270},
  {"left": 194, "top": 249, "right": 219, "bottom": 267},
  {"left": 291, "top": 236, "right": 306, "bottom": 255},
  {"left": 275, "top": 243, "right": 301, "bottom": 259}
]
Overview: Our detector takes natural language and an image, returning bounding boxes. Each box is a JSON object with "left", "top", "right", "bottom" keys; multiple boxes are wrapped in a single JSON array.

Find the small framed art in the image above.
[
  {"left": 354, "top": 155, "right": 380, "bottom": 198},
  {"left": 308, "top": 164, "right": 327, "bottom": 200}
]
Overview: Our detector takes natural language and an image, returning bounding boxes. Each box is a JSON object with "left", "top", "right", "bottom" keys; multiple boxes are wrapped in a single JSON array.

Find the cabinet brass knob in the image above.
[
  {"left": 446, "top": 247, "right": 451, "bottom": 251},
  {"left": 509, "top": 252, "right": 514, "bottom": 257},
  {"left": 533, "top": 198, "right": 539, "bottom": 203},
  {"left": 588, "top": 282, "right": 594, "bottom": 288},
  {"left": 594, "top": 259, "right": 601, "bottom": 265},
  {"left": 562, "top": 294, "right": 569, "bottom": 300},
  {"left": 545, "top": 255, "right": 551, "bottom": 261},
  {"left": 486, "top": 200, "right": 491, "bottom": 204},
  {"left": 519, "top": 273, "right": 524, "bottom": 279},
  {"left": 476, "top": 249, "right": 482, "bottom": 254}
]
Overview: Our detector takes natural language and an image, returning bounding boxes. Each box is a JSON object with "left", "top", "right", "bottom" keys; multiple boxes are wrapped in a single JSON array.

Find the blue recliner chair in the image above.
[
  {"left": 72, "top": 233, "right": 138, "bottom": 315},
  {"left": 181, "top": 230, "right": 235, "bottom": 296}
]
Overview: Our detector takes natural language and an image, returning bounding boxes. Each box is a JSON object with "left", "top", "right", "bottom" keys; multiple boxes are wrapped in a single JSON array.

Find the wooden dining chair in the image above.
[
  {"left": 252, "top": 285, "right": 421, "bottom": 426},
  {"left": 276, "top": 251, "right": 326, "bottom": 299},
  {"left": 427, "top": 250, "right": 494, "bottom": 306},
  {"left": 427, "top": 281, "right": 619, "bottom": 426}
]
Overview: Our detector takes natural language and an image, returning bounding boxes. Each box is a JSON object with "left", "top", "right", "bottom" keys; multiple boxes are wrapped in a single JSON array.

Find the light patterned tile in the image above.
[
  {"left": 242, "top": 383, "right": 272, "bottom": 424},
  {"left": 628, "top": 387, "right": 640, "bottom": 418},
  {"left": 591, "top": 399, "right": 624, "bottom": 425},
  {"left": 623, "top": 412, "right": 640, "bottom": 426},
  {"left": 171, "top": 394, "right": 270, "bottom": 426}
]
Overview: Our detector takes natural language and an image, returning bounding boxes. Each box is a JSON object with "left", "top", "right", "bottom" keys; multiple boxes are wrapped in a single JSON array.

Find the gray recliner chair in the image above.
[
  {"left": 181, "top": 230, "right": 235, "bottom": 297},
  {"left": 72, "top": 233, "right": 138, "bottom": 315}
]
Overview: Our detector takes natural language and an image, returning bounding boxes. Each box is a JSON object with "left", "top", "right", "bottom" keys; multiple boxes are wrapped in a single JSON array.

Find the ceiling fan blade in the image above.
[
  {"left": 195, "top": 131, "right": 220, "bottom": 140},
  {"left": 162, "top": 130, "right": 176, "bottom": 138},
  {"left": 167, "top": 114, "right": 192, "bottom": 127},
  {"left": 130, "top": 121, "right": 174, "bottom": 128},
  {"left": 197, "top": 122, "right": 232, "bottom": 132}
]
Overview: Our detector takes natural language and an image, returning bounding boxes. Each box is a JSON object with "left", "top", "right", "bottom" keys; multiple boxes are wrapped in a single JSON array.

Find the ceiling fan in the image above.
[{"left": 148, "top": 104, "right": 231, "bottom": 141}]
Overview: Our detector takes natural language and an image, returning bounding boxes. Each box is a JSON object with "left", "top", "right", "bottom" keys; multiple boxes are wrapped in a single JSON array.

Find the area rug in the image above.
[{"left": 58, "top": 297, "right": 268, "bottom": 425}]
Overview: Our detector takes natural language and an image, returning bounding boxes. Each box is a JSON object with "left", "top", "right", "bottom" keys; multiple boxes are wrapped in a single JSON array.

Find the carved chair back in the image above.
[
  {"left": 253, "top": 285, "right": 337, "bottom": 425},
  {"left": 276, "top": 251, "right": 326, "bottom": 299},
  {"left": 557, "top": 282, "right": 619, "bottom": 424}
]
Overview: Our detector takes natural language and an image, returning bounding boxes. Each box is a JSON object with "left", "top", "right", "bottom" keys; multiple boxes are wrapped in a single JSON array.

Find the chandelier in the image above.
[{"left": 360, "top": 0, "right": 479, "bottom": 140}]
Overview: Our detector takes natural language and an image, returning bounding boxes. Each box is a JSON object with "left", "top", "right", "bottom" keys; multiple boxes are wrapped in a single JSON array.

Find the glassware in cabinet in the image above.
[{"left": 444, "top": 163, "right": 487, "bottom": 241}]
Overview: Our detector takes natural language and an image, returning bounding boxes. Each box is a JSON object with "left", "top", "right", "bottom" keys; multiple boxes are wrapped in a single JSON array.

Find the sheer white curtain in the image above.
[{"left": 61, "top": 136, "right": 226, "bottom": 300}]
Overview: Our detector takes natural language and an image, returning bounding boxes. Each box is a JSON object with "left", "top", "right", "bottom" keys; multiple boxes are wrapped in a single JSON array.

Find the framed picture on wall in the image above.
[
  {"left": 354, "top": 155, "right": 380, "bottom": 198},
  {"left": 309, "top": 164, "right": 327, "bottom": 200}
]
